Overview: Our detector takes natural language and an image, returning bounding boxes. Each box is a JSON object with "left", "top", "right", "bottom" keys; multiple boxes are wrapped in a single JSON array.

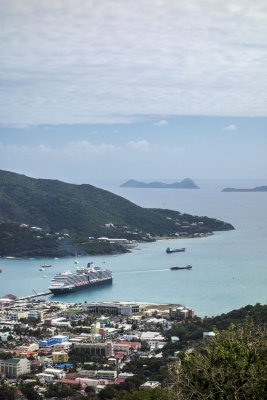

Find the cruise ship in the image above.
[{"left": 49, "top": 262, "right": 112, "bottom": 295}]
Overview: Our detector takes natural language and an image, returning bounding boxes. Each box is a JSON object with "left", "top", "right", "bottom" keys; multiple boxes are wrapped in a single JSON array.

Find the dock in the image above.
[{"left": 17, "top": 291, "right": 52, "bottom": 301}]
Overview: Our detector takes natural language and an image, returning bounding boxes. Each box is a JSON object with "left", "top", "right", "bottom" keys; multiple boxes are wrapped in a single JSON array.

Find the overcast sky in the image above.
[{"left": 0, "top": 0, "right": 267, "bottom": 182}]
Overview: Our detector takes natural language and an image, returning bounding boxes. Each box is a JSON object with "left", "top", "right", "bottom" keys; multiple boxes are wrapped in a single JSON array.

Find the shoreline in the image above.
[{"left": 1, "top": 233, "right": 216, "bottom": 259}]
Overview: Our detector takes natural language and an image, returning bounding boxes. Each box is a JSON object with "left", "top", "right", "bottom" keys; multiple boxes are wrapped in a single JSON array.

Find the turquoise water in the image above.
[{"left": 0, "top": 179, "right": 266, "bottom": 317}]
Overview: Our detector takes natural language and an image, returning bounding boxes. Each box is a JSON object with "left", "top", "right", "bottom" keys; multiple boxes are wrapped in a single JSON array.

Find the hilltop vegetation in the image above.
[
  {"left": 0, "top": 170, "right": 234, "bottom": 257},
  {"left": 0, "top": 222, "right": 129, "bottom": 257},
  {"left": 99, "top": 304, "right": 267, "bottom": 400}
]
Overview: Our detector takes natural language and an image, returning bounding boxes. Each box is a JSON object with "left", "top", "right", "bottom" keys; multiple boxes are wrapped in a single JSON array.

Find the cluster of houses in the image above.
[{"left": 0, "top": 297, "right": 196, "bottom": 396}]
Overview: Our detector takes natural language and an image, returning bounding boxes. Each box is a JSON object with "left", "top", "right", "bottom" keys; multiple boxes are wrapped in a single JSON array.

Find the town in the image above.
[{"left": 0, "top": 295, "right": 200, "bottom": 399}]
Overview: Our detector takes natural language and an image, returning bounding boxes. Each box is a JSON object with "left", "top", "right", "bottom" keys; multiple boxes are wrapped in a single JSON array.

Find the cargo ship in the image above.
[
  {"left": 170, "top": 265, "right": 192, "bottom": 270},
  {"left": 166, "top": 247, "right": 185, "bottom": 253},
  {"left": 49, "top": 262, "right": 112, "bottom": 295}
]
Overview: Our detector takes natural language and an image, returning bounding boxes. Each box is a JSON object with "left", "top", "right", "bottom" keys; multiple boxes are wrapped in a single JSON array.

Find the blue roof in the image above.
[{"left": 55, "top": 363, "right": 73, "bottom": 368}]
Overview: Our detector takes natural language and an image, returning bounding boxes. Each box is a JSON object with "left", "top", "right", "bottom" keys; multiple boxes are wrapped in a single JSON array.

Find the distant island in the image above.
[
  {"left": 120, "top": 178, "right": 199, "bottom": 189},
  {"left": 222, "top": 186, "right": 267, "bottom": 192}
]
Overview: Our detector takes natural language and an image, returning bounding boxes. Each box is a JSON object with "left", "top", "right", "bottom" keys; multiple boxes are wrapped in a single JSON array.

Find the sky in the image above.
[{"left": 0, "top": 0, "right": 267, "bottom": 182}]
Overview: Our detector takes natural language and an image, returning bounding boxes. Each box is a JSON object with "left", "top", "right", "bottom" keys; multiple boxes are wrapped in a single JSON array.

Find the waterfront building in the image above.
[
  {"left": 82, "top": 302, "right": 139, "bottom": 315},
  {"left": 169, "top": 307, "right": 195, "bottom": 319}
]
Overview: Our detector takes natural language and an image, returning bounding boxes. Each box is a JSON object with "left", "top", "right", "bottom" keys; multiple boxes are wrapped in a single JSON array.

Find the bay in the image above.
[{"left": 0, "top": 179, "right": 266, "bottom": 317}]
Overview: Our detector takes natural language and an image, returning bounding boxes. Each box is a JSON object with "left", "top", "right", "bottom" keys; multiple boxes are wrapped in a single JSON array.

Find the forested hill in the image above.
[{"left": 0, "top": 169, "right": 233, "bottom": 238}]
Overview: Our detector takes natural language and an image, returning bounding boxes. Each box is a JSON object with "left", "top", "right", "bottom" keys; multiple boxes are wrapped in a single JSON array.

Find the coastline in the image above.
[{"left": 0, "top": 233, "right": 215, "bottom": 259}]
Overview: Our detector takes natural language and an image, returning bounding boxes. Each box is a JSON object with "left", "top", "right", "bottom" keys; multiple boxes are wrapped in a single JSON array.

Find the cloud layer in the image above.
[{"left": 1, "top": 0, "right": 267, "bottom": 125}]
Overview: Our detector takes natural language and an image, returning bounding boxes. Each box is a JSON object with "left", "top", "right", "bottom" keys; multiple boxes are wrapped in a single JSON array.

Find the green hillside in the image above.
[{"left": 0, "top": 170, "right": 234, "bottom": 256}]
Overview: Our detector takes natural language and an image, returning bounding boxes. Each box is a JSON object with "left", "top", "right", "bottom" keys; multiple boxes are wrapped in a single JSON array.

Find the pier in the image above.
[{"left": 17, "top": 291, "right": 52, "bottom": 301}]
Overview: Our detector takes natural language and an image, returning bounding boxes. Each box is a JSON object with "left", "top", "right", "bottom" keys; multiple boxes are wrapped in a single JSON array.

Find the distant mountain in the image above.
[
  {"left": 120, "top": 178, "right": 199, "bottom": 189},
  {"left": 222, "top": 186, "right": 267, "bottom": 192},
  {"left": 0, "top": 170, "right": 233, "bottom": 256}
]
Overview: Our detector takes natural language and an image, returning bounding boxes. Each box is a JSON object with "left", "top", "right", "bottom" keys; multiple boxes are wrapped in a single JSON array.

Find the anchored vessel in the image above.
[
  {"left": 49, "top": 262, "right": 112, "bottom": 295},
  {"left": 170, "top": 265, "right": 192, "bottom": 270},
  {"left": 166, "top": 247, "right": 185, "bottom": 253}
]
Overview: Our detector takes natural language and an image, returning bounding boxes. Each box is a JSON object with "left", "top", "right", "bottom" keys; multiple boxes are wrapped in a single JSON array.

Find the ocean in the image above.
[{"left": 0, "top": 179, "right": 266, "bottom": 317}]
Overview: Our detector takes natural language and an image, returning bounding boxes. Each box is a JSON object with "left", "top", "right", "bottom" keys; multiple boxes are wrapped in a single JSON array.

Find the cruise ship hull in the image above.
[{"left": 50, "top": 277, "right": 113, "bottom": 295}]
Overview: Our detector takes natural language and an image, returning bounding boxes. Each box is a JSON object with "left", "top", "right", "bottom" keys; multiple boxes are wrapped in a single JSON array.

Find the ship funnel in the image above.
[{"left": 87, "top": 262, "right": 95, "bottom": 271}]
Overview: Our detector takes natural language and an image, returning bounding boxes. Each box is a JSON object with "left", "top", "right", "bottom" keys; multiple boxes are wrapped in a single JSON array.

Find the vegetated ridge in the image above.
[
  {"left": 120, "top": 178, "right": 199, "bottom": 189},
  {"left": 222, "top": 185, "right": 267, "bottom": 192},
  {"left": 96, "top": 303, "right": 267, "bottom": 400},
  {"left": 0, "top": 170, "right": 233, "bottom": 257}
]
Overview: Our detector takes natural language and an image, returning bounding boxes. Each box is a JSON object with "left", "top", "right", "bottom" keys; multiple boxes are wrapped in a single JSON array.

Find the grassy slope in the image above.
[{"left": 0, "top": 169, "right": 234, "bottom": 238}]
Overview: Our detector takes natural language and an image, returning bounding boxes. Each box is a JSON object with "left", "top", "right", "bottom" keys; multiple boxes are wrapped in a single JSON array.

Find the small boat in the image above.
[
  {"left": 39, "top": 268, "right": 45, "bottom": 271},
  {"left": 166, "top": 247, "right": 185, "bottom": 253},
  {"left": 0, "top": 269, "right": 2, "bottom": 273},
  {"left": 170, "top": 265, "right": 192, "bottom": 270},
  {"left": 42, "top": 275, "right": 47, "bottom": 278},
  {"left": 41, "top": 264, "right": 52, "bottom": 268}
]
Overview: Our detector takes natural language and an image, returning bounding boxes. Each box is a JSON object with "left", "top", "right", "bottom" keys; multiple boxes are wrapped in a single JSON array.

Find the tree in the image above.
[
  {"left": 20, "top": 382, "right": 43, "bottom": 400},
  {"left": 169, "top": 320, "right": 267, "bottom": 400},
  {"left": 0, "top": 381, "right": 16, "bottom": 400},
  {"left": 110, "top": 388, "right": 172, "bottom": 400},
  {"left": 85, "top": 385, "right": 96, "bottom": 398}
]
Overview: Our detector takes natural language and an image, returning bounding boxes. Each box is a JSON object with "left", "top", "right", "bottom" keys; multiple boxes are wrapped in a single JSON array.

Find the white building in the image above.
[
  {"left": 82, "top": 302, "right": 139, "bottom": 315},
  {"left": 44, "top": 368, "right": 66, "bottom": 379},
  {"left": 0, "top": 358, "right": 31, "bottom": 378}
]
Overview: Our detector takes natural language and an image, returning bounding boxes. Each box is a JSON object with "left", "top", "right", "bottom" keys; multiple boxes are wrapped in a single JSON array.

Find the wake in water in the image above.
[{"left": 113, "top": 268, "right": 170, "bottom": 274}]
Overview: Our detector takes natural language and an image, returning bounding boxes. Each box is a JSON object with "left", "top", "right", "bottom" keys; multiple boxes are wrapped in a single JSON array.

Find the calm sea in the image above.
[{"left": 0, "top": 179, "right": 266, "bottom": 317}]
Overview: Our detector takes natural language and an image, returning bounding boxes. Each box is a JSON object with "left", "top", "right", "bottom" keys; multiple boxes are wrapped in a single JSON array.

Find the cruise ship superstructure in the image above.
[{"left": 49, "top": 263, "right": 112, "bottom": 295}]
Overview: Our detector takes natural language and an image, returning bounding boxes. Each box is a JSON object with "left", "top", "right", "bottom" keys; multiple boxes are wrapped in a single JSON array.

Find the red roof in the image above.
[
  {"left": 57, "top": 379, "right": 77, "bottom": 384},
  {"left": 118, "top": 341, "right": 141, "bottom": 348},
  {"left": 114, "top": 351, "right": 126, "bottom": 358},
  {"left": 2, "top": 294, "right": 17, "bottom": 300},
  {"left": 116, "top": 378, "right": 125, "bottom": 384},
  {"left": 31, "top": 360, "right": 42, "bottom": 365}
]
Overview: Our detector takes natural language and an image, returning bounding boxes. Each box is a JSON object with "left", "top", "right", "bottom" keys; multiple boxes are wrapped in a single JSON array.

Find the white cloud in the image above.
[
  {"left": 65, "top": 141, "right": 122, "bottom": 155},
  {"left": 0, "top": 140, "right": 124, "bottom": 181},
  {"left": 1, "top": 0, "right": 267, "bottom": 125},
  {"left": 154, "top": 120, "right": 168, "bottom": 126},
  {"left": 0, "top": 141, "right": 121, "bottom": 162},
  {"left": 128, "top": 140, "right": 150, "bottom": 151},
  {"left": 224, "top": 124, "right": 237, "bottom": 131}
]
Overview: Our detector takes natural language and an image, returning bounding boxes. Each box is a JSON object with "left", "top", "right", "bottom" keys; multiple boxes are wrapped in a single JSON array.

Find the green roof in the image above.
[{"left": 4, "top": 358, "right": 21, "bottom": 364}]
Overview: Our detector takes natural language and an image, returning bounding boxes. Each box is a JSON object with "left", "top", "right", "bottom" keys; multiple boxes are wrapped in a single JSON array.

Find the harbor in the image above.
[{"left": 17, "top": 291, "right": 52, "bottom": 301}]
